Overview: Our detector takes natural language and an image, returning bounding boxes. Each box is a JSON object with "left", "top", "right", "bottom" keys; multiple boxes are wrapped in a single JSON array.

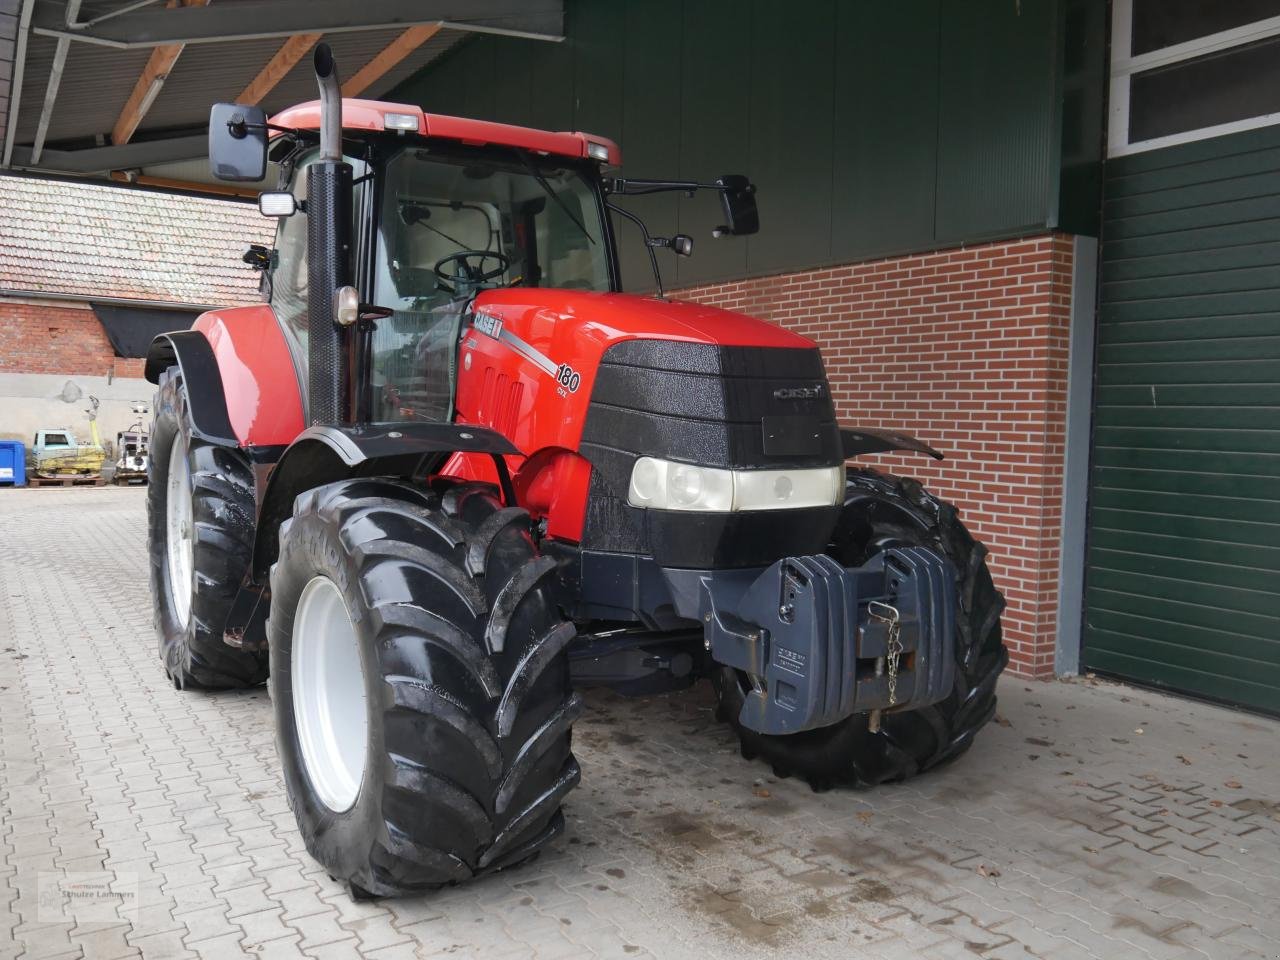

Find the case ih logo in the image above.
[
  {"left": 773, "top": 383, "right": 826, "bottom": 401},
  {"left": 471, "top": 310, "right": 503, "bottom": 339}
]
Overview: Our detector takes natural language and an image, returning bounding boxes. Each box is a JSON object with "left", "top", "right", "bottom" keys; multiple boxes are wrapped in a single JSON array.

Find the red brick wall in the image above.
[
  {"left": 679, "top": 234, "right": 1075, "bottom": 678},
  {"left": 0, "top": 298, "right": 145, "bottom": 379}
]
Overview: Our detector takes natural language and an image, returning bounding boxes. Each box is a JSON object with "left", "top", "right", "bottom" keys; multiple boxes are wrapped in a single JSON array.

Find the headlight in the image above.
[{"left": 627, "top": 457, "right": 843, "bottom": 512}]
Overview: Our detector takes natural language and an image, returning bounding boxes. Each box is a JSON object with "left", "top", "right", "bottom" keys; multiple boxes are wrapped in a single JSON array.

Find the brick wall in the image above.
[
  {"left": 680, "top": 234, "right": 1076, "bottom": 678},
  {"left": 0, "top": 297, "right": 144, "bottom": 379}
]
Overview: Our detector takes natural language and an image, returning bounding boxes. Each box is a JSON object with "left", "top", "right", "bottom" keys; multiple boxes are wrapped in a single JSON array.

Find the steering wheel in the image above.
[{"left": 433, "top": 250, "right": 510, "bottom": 286}]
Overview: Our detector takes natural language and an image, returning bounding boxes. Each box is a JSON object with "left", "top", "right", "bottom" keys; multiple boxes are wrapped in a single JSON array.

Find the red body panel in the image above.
[
  {"left": 193, "top": 288, "right": 813, "bottom": 543},
  {"left": 448, "top": 289, "right": 817, "bottom": 540},
  {"left": 271, "top": 99, "right": 622, "bottom": 165},
  {"left": 193, "top": 306, "right": 305, "bottom": 447}
]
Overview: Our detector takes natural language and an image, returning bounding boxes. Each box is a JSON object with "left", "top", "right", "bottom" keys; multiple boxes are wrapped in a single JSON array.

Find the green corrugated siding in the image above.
[
  {"left": 389, "top": 0, "right": 1070, "bottom": 289},
  {"left": 1085, "top": 123, "right": 1280, "bottom": 714}
]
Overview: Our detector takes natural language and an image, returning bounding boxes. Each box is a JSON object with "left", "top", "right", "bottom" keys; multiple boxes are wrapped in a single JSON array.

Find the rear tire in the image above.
[
  {"left": 268, "top": 478, "right": 580, "bottom": 897},
  {"left": 713, "top": 468, "right": 1008, "bottom": 789},
  {"left": 147, "top": 366, "right": 268, "bottom": 690}
]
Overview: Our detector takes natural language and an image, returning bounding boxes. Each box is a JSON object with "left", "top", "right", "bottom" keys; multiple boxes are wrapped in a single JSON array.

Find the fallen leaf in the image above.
[
  {"left": 994, "top": 714, "right": 1012, "bottom": 728},
  {"left": 856, "top": 811, "right": 874, "bottom": 824},
  {"left": 752, "top": 787, "right": 771, "bottom": 799},
  {"left": 1176, "top": 755, "right": 1192, "bottom": 765},
  {"left": 1225, "top": 779, "right": 1242, "bottom": 790},
  {"left": 1157, "top": 808, "right": 1170, "bottom": 816},
  {"left": 1209, "top": 800, "right": 1224, "bottom": 808},
  {"left": 977, "top": 864, "right": 1001, "bottom": 878}
]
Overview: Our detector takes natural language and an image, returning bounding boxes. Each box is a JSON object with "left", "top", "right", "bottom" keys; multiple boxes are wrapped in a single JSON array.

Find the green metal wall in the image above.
[
  {"left": 1085, "top": 123, "right": 1280, "bottom": 714},
  {"left": 389, "top": 0, "right": 1072, "bottom": 290}
]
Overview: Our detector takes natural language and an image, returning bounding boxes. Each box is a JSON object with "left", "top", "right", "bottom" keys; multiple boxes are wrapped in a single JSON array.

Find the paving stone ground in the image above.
[{"left": 2, "top": 486, "right": 1278, "bottom": 960}]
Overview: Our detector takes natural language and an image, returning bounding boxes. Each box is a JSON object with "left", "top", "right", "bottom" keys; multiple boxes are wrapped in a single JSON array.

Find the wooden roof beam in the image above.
[
  {"left": 342, "top": 23, "right": 443, "bottom": 97},
  {"left": 235, "top": 32, "right": 323, "bottom": 106},
  {"left": 111, "top": 0, "right": 210, "bottom": 147}
]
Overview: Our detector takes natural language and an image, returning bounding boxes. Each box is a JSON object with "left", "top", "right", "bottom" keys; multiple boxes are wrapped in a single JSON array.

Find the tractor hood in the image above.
[{"left": 471, "top": 288, "right": 814, "bottom": 352}]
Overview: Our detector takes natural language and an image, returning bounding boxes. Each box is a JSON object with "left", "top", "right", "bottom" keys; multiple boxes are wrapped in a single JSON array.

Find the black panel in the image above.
[
  {"left": 763, "top": 416, "right": 823, "bottom": 457},
  {"left": 94, "top": 305, "right": 198, "bottom": 359}
]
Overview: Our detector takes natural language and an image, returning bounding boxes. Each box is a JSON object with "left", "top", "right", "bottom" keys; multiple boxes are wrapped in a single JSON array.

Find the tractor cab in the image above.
[{"left": 211, "top": 91, "right": 757, "bottom": 426}]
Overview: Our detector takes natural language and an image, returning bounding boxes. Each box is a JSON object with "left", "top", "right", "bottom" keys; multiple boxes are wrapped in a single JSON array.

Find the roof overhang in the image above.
[{"left": 0, "top": 0, "right": 563, "bottom": 193}]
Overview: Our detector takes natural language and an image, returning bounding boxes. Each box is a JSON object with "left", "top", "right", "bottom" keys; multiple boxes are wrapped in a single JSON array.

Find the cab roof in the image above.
[{"left": 271, "top": 99, "right": 621, "bottom": 166}]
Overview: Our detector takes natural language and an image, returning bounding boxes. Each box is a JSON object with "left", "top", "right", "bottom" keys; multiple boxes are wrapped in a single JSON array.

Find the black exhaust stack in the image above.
[{"left": 306, "top": 43, "right": 353, "bottom": 425}]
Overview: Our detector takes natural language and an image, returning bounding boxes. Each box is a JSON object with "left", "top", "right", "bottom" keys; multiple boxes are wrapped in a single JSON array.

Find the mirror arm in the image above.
[
  {"left": 225, "top": 116, "right": 301, "bottom": 140},
  {"left": 607, "top": 177, "right": 728, "bottom": 196},
  {"left": 607, "top": 202, "right": 665, "bottom": 299}
]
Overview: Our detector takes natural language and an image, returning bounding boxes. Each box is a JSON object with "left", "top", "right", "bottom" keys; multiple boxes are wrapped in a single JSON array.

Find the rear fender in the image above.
[
  {"left": 145, "top": 306, "right": 305, "bottom": 448},
  {"left": 841, "top": 426, "right": 943, "bottom": 461},
  {"left": 144, "top": 331, "right": 238, "bottom": 446}
]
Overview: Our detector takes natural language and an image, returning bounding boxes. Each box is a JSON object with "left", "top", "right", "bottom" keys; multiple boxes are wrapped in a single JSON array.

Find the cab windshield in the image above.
[
  {"left": 373, "top": 147, "right": 612, "bottom": 305},
  {"left": 367, "top": 147, "right": 611, "bottom": 422}
]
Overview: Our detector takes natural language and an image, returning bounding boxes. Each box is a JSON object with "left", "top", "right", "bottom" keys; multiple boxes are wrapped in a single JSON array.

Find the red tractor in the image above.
[{"left": 147, "top": 46, "right": 1006, "bottom": 898}]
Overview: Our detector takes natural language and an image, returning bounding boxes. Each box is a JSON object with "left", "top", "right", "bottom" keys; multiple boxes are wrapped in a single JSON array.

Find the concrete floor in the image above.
[{"left": 1, "top": 486, "right": 1277, "bottom": 960}]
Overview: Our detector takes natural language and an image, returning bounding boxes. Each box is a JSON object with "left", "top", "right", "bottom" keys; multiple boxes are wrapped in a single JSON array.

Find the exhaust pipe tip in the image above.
[
  {"left": 313, "top": 42, "right": 341, "bottom": 162},
  {"left": 314, "top": 42, "right": 335, "bottom": 81}
]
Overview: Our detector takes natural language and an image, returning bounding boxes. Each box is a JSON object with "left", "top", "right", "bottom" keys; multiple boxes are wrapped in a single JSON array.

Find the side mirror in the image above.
[
  {"left": 671, "top": 234, "right": 693, "bottom": 257},
  {"left": 713, "top": 174, "right": 759, "bottom": 236},
  {"left": 208, "top": 102, "right": 267, "bottom": 182},
  {"left": 242, "top": 244, "right": 272, "bottom": 271}
]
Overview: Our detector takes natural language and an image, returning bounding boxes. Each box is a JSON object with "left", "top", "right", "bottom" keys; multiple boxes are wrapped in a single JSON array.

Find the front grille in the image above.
[{"left": 577, "top": 340, "right": 843, "bottom": 564}]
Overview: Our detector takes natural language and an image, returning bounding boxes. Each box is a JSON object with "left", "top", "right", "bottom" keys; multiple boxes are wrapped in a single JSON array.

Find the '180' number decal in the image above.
[{"left": 556, "top": 364, "right": 581, "bottom": 393}]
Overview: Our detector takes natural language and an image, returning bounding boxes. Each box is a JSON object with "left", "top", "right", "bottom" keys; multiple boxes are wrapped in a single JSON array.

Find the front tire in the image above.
[
  {"left": 147, "top": 366, "right": 268, "bottom": 690},
  {"left": 269, "top": 478, "right": 580, "bottom": 897},
  {"left": 714, "top": 468, "right": 1008, "bottom": 789}
]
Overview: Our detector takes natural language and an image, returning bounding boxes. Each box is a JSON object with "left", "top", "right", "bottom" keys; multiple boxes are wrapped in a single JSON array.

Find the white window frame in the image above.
[{"left": 1108, "top": 0, "right": 1280, "bottom": 157}]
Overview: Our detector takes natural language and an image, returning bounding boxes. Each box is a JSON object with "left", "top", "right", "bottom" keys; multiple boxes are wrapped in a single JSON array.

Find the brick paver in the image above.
[{"left": 2, "top": 487, "right": 1277, "bottom": 959}]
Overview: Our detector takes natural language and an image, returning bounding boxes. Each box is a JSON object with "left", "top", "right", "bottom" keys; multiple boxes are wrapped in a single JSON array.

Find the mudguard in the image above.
[
  {"left": 841, "top": 426, "right": 943, "bottom": 461},
  {"left": 250, "top": 422, "right": 521, "bottom": 580},
  {"left": 225, "top": 422, "right": 523, "bottom": 650},
  {"left": 144, "top": 331, "right": 237, "bottom": 446}
]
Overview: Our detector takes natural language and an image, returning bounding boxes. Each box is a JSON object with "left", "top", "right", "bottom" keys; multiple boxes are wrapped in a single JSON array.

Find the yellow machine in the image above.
[{"left": 30, "top": 397, "right": 107, "bottom": 478}]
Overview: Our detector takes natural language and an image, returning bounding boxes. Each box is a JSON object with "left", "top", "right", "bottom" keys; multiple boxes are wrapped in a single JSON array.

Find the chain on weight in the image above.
[{"left": 868, "top": 601, "right": 904, "bottom": 707}]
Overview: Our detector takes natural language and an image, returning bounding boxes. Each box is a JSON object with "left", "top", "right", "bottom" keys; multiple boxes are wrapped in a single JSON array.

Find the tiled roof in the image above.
[{"left": 0, "top": 175, "right": 275, "bottom": 307}]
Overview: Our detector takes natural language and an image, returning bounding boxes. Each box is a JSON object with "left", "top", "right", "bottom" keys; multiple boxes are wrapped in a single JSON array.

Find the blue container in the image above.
[{"left": 0, "top": 440, "right": 26, "bottom": 486}]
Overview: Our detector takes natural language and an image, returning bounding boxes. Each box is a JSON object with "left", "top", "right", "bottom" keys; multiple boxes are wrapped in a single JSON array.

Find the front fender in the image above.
[
  {"left": 249, "top": 422, "right": 522, "bottom": 582},
  {"left": 225, "top": 421, "right": 524, "bottom": 650},
  {"left": 841, "top": 426, "right": 943, "bottom": 461}
]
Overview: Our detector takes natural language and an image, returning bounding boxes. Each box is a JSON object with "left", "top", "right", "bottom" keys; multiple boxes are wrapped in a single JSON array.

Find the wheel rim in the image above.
[
  {"left": 165, "top": 438, "right": 195, "bottom": 628},
  {"left": 291, "top": 576, "right": 368, "bottom": 812}
]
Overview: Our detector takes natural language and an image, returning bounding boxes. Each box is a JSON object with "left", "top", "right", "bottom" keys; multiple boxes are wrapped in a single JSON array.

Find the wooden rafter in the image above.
[
  {"left": 341, "top": 24, "right": 443, "bottom": 98},
  {"left": 235, "top": 32, "right": 324, "bottom": 106},
  {"left": 112, "top": 0, "right": 211, "bottom": 147}
]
